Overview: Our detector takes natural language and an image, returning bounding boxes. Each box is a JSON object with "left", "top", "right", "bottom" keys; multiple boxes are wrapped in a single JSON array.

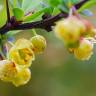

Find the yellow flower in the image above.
[
  {"left": 30, "top": 35, "right": 46, "bottom": 54},
  {"left": 74, "top": 38, "right": 93, "bottom": 60},
  {"left": 9, "top": 38, "right": 35, "bottom": 68},
  {"left": 54, "top": 16, "right": 85, "bottom": 44},
  {"left": 0, "top": 60, "right": 17, "bottom": 82},
  {"left": 12, "top": 68, "right": 31, "bottom": 87}
]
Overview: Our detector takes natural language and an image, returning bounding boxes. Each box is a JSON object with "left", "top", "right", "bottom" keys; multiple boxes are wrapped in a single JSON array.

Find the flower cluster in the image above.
[
  {"left": 0, "top": 35, "right": 46, "bottom": 87},
  {"left": 54, "top": 14, "right": 96, "bottom": 60}
]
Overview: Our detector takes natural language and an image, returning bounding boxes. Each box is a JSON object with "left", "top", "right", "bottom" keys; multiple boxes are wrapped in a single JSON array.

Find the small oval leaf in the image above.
[
  {"left": 23, "top": 7, "right": 52, "bottom": 22},
  {"left": 13, "top": 8, "right": 24, "bottom": 21}
]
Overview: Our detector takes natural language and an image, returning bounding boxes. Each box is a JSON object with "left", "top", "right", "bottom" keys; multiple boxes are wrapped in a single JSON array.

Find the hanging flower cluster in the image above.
[
  {"left": 0, "top": 34, "right": 46, "bottom": 87},
  {"left": 54, "top": 11, "right": 96, "bottom": 60},
  {"left": 0, "top": 0, "right": 96, "bottom": 87}
]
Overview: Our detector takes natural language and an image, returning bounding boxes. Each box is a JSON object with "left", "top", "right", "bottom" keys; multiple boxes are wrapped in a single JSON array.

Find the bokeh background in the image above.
[{"left": 0, "top": 0, "right": 96, "bottom": 96}]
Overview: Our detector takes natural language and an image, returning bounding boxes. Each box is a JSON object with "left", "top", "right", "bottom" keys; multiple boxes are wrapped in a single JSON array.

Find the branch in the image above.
[
  {"left": 0, "top": 12, "right": 67, "bottom": 34},
  {"left": 0, "top": 0, "right": 88, "bottom": 34},
  {"left": 6, "top": 0, "right": 10, "bottom": 22}
]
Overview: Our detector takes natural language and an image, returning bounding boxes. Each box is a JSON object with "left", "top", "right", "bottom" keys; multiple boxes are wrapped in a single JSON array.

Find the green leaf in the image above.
[
  {"left": 52, "top": 8, "right": 60, "bottom": 15},
  {"left": 58, "top": 4, "right": 68, "bottom": 13},
  {"left": 22, "top": 0, "right": 43, "bottom": 13},
  {"left": 48, "top": 0, "right": 61, "bottom": 7},
  {"left": 71, "top": 0, "right": 79, "bottom": 4},
  {"left": 13, "top": 0, "right": 17, "bottom": 7},
  {"left": 62, "top": 0, "right": 79, "bottom": 4},
  {"left": 78, "top": 1, "right": 96, "bottom": 12},
  {"left": 13, "top": 8, "right": 24, "bottom": 21},
  {"left": 18, "top": 0, "right": 23, "bottom": 7},
  {"left": 0, "top": 2, "right": 7, "bottom": 27},
  {"left": 9, "top": 0, "right": 21, "bottom": 8},
  {"left": 62, "top": 0, "right": 79, "bottom": 8},
  {"left": 23, "top": 7, "right": 52, "bottom": 22}
]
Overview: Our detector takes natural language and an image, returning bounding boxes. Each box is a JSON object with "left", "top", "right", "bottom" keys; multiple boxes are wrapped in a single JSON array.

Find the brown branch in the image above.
[
  {"left": 6, "top": 0, "right": 10, "bottom": 22},
  {"left": 0, "top": 0, "right": 88, "bottom": 34}
]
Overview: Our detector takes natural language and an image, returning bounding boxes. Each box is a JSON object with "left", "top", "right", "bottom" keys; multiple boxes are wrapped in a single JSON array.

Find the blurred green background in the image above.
[{"left": 0, "top": 0, "right": 96, "bottom": 96}]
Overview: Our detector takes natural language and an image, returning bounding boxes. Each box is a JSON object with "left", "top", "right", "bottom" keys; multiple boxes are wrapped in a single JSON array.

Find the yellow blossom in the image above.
[
  {"left": 0, "top": 60, "right": 17, "bottom": 82},
  {"left": 9, "top": 38, "right": 35, "bottom": 68},
  {"left": 30, "top": 35, "right": 46, "bottom": 54},
  {"left": 12, "top": 68, "right": 31, "bottom": 87},
  {"left": 74, "top": 38, "right": 93, "bottom": 60},
  {"left": 54, "top": 16, "right": 85, "bottom": 44}
]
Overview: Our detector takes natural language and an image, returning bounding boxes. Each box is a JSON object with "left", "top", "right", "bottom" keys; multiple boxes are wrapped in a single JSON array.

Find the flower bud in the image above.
[
  {"left": 74, "top": 38, "right": 93, "bottom": 60},
  {"left": 30, "top": 35, "right": 46, "bottom": 54},
  {"left": 9, "top": 38, "right": 35, "bottom": 68}
]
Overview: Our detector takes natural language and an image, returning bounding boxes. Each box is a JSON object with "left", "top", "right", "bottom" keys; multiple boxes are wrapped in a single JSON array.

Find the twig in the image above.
[{"left": 6, "top": 0, "right": 10, "bottom": 22}]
